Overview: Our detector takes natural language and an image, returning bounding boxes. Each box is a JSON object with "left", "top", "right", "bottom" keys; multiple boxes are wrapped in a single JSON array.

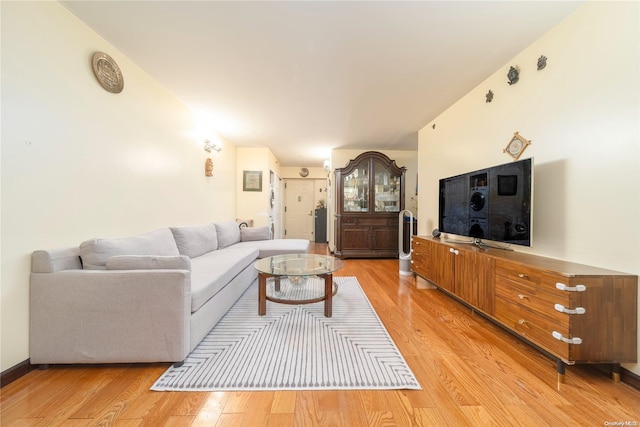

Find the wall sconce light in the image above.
[
  {"left": 323, "top": 159, "right": 331, "bottom": 172},
  {"left": 204, "top": 139, "right": 222, "bottom": 153}
]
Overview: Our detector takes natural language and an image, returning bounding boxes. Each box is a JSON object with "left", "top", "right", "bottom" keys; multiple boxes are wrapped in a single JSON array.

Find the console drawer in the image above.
[
  {"left": 495, "top": 297, "right": 570, "bottom": 358},
  {"left": 495, "top": 276, "right": 570, "bottom": 326},
  {"left": 496, "top": 259, "right": 568, "bottom": 298}
]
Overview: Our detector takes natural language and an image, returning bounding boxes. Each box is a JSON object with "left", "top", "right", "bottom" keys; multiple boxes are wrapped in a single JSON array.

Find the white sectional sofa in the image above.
[{"left": 30, "top": 221, "right": 309, "bottom": 367}]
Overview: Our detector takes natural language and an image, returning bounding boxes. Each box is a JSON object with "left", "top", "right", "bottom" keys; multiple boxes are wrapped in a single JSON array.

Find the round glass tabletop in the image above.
[{"left": 254, "top": 253, "right": 344, "bottom": 277}]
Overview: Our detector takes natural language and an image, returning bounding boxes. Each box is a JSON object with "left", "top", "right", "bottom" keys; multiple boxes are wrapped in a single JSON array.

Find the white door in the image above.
[{"left": 284, "top": 180, "right": 314, "bottom": 240}]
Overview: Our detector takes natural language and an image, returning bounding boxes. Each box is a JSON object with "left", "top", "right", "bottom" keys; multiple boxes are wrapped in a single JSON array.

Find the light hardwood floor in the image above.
[{"left": 2, "top": 243, "right": 639, "bottom": 426}]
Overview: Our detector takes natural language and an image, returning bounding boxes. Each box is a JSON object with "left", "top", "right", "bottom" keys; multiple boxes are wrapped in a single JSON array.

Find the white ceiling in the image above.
[{"left": 62, "top": 1, "right": 583, "bottom": 167}]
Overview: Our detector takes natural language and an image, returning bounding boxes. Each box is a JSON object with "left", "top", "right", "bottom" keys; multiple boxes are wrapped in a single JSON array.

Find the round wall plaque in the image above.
[{"left": 92, "top": 52, "right": 124, "bottom": 93}]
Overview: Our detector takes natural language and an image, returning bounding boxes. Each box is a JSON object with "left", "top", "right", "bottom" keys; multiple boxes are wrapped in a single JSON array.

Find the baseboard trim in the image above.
[
  {"left": 1, "top": 359, "right": 35, "bottom": 388},
  {"left": 594, "top": 364, "right": 640, "bottom": 390},
  {"left": 622, "top": 368, "right": 640, "bottom": 389}
]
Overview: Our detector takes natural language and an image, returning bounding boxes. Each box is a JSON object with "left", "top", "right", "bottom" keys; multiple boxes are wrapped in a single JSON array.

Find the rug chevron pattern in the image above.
[{"left": 151, "top": 276, "right": 420, "bottom": 391}]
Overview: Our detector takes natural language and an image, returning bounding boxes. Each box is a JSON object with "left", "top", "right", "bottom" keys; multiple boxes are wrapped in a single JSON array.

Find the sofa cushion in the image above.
[
  {"left": 233, "top": 238, "right": 310, "bottom": 259},
  {"left": 189, "top": 246, "right": 259, "bottom": 312},
  {"left": 79, "top": 228, "right": 180, "bottom": 270},
  {"left": 170, "top": 224, "right": 218, "bottom": 258},
  {"left": 240, "top": 226, "right": 271, "bottom": 242},
  {"left": 215, "top": 221, "right": 241, "bottom": 249},
  {"left": 106, "top": 255, "right": 191, "bottom": 271}
]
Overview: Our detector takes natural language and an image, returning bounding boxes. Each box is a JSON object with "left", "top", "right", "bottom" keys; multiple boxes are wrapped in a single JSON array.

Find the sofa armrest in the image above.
[{"left": 30, "top": 269, "right": 191, "bottom": 365}]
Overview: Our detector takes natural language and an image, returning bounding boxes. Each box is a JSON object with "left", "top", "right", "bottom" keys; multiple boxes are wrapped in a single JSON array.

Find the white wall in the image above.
[
  {"left": 329, "top": 149, "right": 418, "bottom": 251},
  {"left": 418, "top": 1, "right": 639, "bottom": 375},
  {"left": 236, "top": 147, "right": 281, "bottom": 227},
  {"left": 1, "top": 2, "right": 237, "bottom": 371}
]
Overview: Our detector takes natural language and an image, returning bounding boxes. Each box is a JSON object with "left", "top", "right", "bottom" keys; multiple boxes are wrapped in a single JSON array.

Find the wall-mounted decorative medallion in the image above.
[
  {"left": 485, "top": 90, "right": 494, "bottom": 103},
  {"left": 507, "top": 66, "right": 519, "bottom": 85},
  {"left": 299, "top": 167, "right": 309, "bottom": 177},
  {"left": 503, "top": 132, "right": 531, "bottom": 160},
  {"left": 537, "top": 55, "right": 547, "bottom": 70},
  {"left": 92, "top": 52, "right": 124, "bottom": 93}
]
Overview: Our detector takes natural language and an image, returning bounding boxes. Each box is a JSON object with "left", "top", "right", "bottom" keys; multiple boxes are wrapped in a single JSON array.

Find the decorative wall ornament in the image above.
[
  {"left": 503, "top": 132, "right": 531, "bottom": 160},
  {"left": 485, "top": 90, "right": 494, "bottom": 103},
  {"left": 243, "top": 170, "right": 263, "bottom": 191},
  {"left": 91, "top": 52, "right": 124, "bottom": 93},
  {"left": 537, "top": 55, "right": 548, "bottom": 70},
  {"left": 205, "top": 158, "right": 213, "bottom": 176},
  {"left": 507, "top": 66, "right": 520, "bottom": 85}
]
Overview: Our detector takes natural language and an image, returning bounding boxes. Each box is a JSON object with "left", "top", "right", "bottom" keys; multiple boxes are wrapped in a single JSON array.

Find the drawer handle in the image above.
[
  {"left": 552, "top": 331, "right": 582, "bottom": 345},
  {"left": 555, "top": 283, "right": 586, "bottom": 292},
  {"left": 517, "top": 294, "right": 529, "bottom": 300},
  {"left": 554, "top": 304, "right": 586, "bottom": 315},
  {"left": 518, "top": 273, "right": 527, "bottom": 278},
  {"left": 449, "top": 248, "right": 459, "bottom": 255},
  {"left": 517, "top": 319, "right": 530, "bottom": 328}
]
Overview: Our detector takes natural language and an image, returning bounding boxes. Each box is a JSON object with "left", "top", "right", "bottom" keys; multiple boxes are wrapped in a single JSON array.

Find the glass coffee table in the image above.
[{"left": 254, "top": 254, "right": 345, "bottom": 317}]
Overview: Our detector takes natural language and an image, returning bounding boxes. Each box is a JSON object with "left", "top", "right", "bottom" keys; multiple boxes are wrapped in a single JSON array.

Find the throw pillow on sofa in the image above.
[
  {"left": 215, "top": 221, "right": 241, "bottom": 249},
  {"left": 240, "top": 226, "right": 271, "bottom": 241},
  {"left": 79, "top": 228, "right": 180, "bottom": 270},
  {"left": 170, "top": 224, "right": 218, "bottom": 258}
]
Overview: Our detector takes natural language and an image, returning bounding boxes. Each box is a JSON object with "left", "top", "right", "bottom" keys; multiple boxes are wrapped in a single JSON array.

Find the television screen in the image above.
[{"left": 438, "top": 158, "right": 532, "bottom": 247}]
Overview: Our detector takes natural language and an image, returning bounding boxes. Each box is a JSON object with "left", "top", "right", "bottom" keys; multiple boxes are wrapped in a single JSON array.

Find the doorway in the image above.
[{"left": 283, "top": 180, "right": 315, "bottom": 240}]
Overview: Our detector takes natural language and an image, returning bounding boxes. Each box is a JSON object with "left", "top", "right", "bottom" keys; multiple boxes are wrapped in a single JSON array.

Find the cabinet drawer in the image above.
[
  {"left": 358, "top": 218, "right": 390, "bottom": 226},
  {"left": 412, "top": 264, "right": 430, "bottom": 279},
  {"left": 495, "top": 297, "right": 570, "bottom": 359},
  {"left": 412, "top": 246, "right": 428, "bottom": 259},
  {"left": 495, "top": 277, "right": 569, "bottom": 326},
  {"left": 412, "top": 250, "right": 427, "bottom": 263},
  {"left": 496, "top": 260, "right": 568, "bottom": 297},
  {"left": 342, "top": 217, "right": 394, "bottom": 226},
  {"left": 412, "top": 238, "right": 427, "bottom": 251}
]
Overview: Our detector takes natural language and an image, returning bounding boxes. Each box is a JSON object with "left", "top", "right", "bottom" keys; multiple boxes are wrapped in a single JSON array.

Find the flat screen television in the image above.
[{"left": 438, "top": 158, "right": 533, "bottom": 247}]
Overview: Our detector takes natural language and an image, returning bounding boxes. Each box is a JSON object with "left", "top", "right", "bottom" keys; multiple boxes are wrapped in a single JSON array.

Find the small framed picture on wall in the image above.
[{"left": 243, "top": 170, "right": 263, "bottom": 192}]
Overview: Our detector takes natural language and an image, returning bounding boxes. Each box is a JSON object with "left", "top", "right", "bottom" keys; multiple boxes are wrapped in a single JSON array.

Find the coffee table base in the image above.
[{"left": 258, "top": 273, "right": 335, "bottom": 317}]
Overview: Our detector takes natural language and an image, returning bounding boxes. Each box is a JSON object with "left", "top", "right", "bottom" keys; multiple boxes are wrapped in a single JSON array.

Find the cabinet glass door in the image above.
[
  {"left": 343, "top": 165, "right": 369, "bottom": 212},
  {"left": 373, "top": 160, "right": 400, "bottom": 212}
]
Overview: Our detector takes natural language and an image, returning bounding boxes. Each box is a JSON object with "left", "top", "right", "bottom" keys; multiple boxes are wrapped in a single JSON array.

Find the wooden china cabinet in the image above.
[{"left": 334, "top": 151, "right": 406, "bottom": 258}]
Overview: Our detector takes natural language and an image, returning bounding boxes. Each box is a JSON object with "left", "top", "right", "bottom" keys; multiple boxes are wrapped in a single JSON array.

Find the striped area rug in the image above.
[{"left": 151, "top": 276, "right": 420, "bottom": 391}]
